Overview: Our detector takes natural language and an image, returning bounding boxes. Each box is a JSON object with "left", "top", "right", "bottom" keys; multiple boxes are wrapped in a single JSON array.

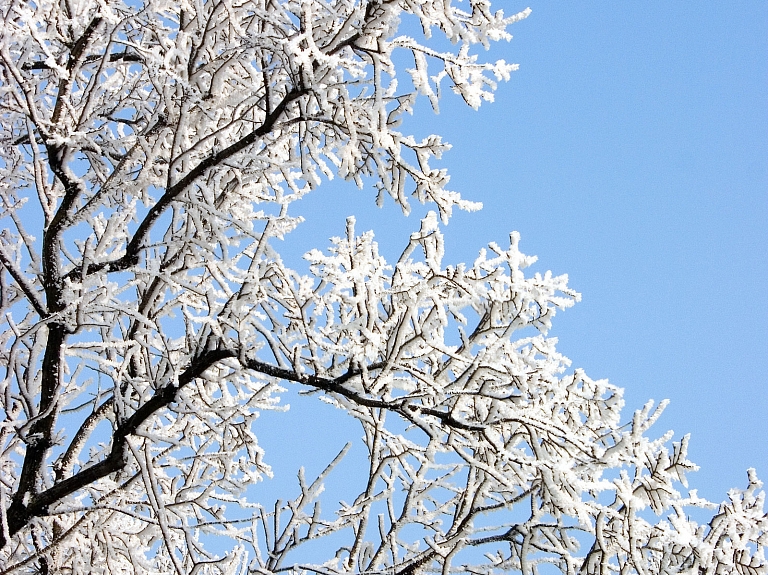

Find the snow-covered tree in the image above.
[{"left": 0, "top": 0, "right": 764, "bottom": 572}]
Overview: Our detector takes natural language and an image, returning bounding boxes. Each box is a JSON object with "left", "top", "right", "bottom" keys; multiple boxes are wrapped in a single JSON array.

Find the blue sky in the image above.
[{"left": 274, "top": 2, "right": 767, "bottom": 505}]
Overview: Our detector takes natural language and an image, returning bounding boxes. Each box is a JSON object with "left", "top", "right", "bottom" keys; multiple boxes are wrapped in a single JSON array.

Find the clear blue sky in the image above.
[{"left": 265, "top": 2, "right": 767, "bottom": 508}]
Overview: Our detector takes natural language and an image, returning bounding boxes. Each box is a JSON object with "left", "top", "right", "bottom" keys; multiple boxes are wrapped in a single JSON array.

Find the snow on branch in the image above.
[{"left": 0, "top": 0, "right": 763, "bottom": 573}]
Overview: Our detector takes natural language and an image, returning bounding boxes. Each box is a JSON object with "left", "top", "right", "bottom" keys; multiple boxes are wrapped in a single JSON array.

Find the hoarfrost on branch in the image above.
[{"left": 0, "top": 0, "right": 764, "bottom": 572}]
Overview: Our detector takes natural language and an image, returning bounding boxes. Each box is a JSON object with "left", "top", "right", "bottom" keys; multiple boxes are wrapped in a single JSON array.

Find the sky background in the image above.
[{"left": 259, "top": 2, "right": 767, "bottom": 510}]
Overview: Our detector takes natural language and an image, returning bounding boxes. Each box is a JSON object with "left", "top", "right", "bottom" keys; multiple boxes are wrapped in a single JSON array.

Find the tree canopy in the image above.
[{"left": 0, "top": 0, "right": 765, "bottom": 573}]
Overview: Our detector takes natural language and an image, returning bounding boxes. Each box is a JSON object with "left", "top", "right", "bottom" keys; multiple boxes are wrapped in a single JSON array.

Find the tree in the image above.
[{"left": 0, "top": 0, "right": 765, "bottom": 572}]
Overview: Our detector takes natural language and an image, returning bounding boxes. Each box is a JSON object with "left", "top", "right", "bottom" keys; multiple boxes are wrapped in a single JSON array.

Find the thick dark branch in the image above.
[
  {"left": 7, "top": 352, "right": 384, "bottom": 542},
  {"left": 66, "top": 18, "right": 104, "bottom": 72},
  {"left": 1, "top": 349, "right": 478, "bottom": 547},
  {"left": 242, "top": 356, "right": 389, "bottom": 407},
  {"left": 124, "top": 86, "right": 309, "bottom": 259},
  {"left": 20, "top": 148, "right": 89, "bottom": 536},
  {"left": 469, "top": 526, "right": 520, "bottom": 547},
  {"left": 395, "top": 550, "right": 436, "bottom": 575},
  {"left": 56, "top": 398, "right": 114, "bottom": 481},
  {"left": 51, "top": 17, "right": 103, "bottom": 126},
  {"left": 242, "top": 357, "right": 484, "bottom": 431},
  {"left": 325, "top": 32, "right": 361, "bottom": 56},
  {"left": 1, "top": 347, "right": 236, "bottom": 546},
  {"left": 66, "top": 86, "right": 310, "bottom": 282},
  {"left": 41, "top": 19, "right": 106, "bottom": 303},
  {"left": 42, "top": 143, "right": 87, "bottom": 306},
  {"left": 21, "top": 51, "right": 143, "bottom": 71},
  {"left": 0, "top": 245, "right": 47, "bottom": 317},
  {"left": 417, "top": 406, "right": 485, "bottom": 432},
  {"left": 4, "top": 323, "right": 68, "bottom": 549}
]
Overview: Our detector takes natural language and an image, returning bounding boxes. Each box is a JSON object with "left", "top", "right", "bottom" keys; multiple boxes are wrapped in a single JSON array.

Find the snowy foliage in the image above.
[{"left": 0, "top": 0, "right": 765, "bottom": 573}]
